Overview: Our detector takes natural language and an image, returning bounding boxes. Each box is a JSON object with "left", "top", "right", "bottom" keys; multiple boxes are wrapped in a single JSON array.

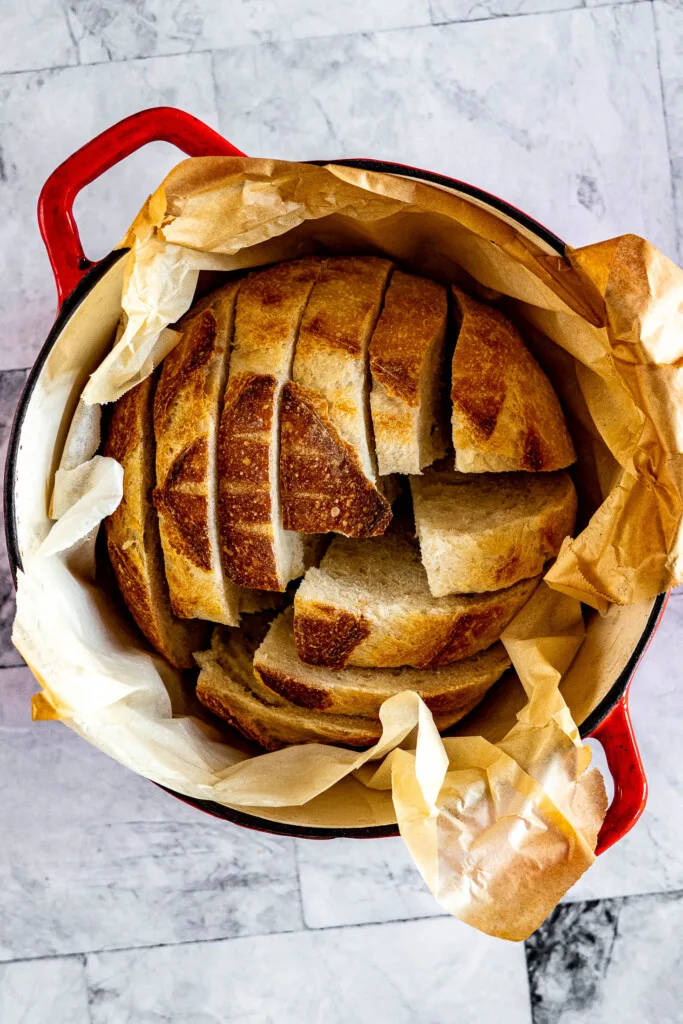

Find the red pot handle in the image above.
[
  {"left": 38, "top": 106, "right": 245, "bottom": 306},
  {"left": 592, "top": 693, "right": 647, "bottom": 856}
]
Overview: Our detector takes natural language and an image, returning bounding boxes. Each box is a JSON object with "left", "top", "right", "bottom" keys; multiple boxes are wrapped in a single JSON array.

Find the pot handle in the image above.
[
  {"left": 592, "top": 694, "right": 647, "bottom": 856},
  {"left": 38, "top": 106, "right": 245, "bottom": 306}
]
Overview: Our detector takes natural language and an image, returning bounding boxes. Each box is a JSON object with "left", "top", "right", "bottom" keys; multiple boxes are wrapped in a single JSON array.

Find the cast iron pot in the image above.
[{"left": 3, "top": 106, "right": 668, "bottom": 854}]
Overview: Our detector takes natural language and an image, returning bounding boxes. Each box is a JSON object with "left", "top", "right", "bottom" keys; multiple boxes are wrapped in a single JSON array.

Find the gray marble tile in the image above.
[
  {"left": 654, "top": 0, "right": 683, "bottom": 265},
  {"left": 0, "top": 665, "right": 302, "bottom": 960},
  {"left": 0, "top": 369, "right": 28, "bottom": 667},
  {"left": 0, "top": 3, "right": 77, "bottom": 75},
  {"left": 297, "top": 835, "right": 443, "bottom": 928},
  {"left": 566, "top": 596, "right": 683, "bottom": 902},
  {"left": 429, "top": 0, "right": 581, "bottom": 24},
  {"left": 526, "top": 891, "right": 683, "bottom": 1023},
  {"left": 0, "top": 53, "right": 218, "bottom": 372},
  {"left": 213, "top": 5, "right": 676, "bottom": 261},
  {"left": 0, "top": 956, "right": 89, "bottom": 1024},
  {"left": 86, "top": 917, "right": 532, "bottom": 1024},
  {"left": 64, "top": 0, "right": 431, "bottom": 63}
]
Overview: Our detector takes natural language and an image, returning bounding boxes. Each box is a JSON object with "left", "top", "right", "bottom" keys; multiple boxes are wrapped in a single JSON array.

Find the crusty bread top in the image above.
[
  {"left": 253, "top": 607, "right": 511, "bottom": 719},
  {"left": 230, "top": 257, "right": 322, "bottom": 379},
  {"left": 292, "top": 256, "right": 392, "bottom": 480},
  {"left": 153, "top": 282, "right": 241, "bottom": 624},
  {"left": 293, "top": 533, "right": 539, "bottom": 668},
  {"left": 451, "top": 287, "right": 576, "bottom": 472},
  {"left": 280, "top": 381, "right": 391, "bottom": 538},
  {"left": 103, "top": 375, "right": 208, "bottom": 668},
  {"left": 370, "top": 270, "right": 448, "bottom": 407}
]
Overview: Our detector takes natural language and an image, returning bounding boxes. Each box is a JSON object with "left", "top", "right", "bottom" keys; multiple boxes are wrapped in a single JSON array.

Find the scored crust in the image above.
[
  {"left": 218, "top": 258, "right": 321, "bottom": 591},
  {"left": 280, "top": 380, "right": 391, "bottom": 537},
  {"left": 153, "top": 281, "right": 241, "bottom": 624},
  {"left": 293, "top": 534, "right": 540, "bottom": 668},
  {"left": 103, "top": 375, "right": 208, "bottom": 668},
  {"left": 370, "top": 270, "right": 449, "bottom": 476},
  {"left": 253, "top": 607, "right": 511, "bottom": 721},
  {"left": 410, "top": 466, "right": 578, "bottom": 596},
  {"left": 292, "top": 256, "right": 393, "bottom": 481},
  {"left": 451, "top": 287, "right": 576, "bottom": 472}
]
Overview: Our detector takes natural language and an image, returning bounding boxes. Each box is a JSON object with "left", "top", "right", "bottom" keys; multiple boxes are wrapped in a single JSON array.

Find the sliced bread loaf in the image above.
[
  {"left": 370, "top": 270, "right": 449, "bottom": 475},
  {"left": 410, "top": 466, "right": 577, "bottom": 596},
  {"left": 103, "top": 375, "right": 208, "bottom": 668},
  {"left": 253, "top": 607, "right": 511, "bottom": 720},
  {"left": 451, "top": 287, "right": 576, "bottom": 472},
  {"left": 195, "top": 625, "right": 382, "bottom": 751},
  {"left": 292, "top": 256, "right": 392, "bottom": 481},
  {"left": 280, "top": 380, "right": 391, "bottom": 537},
  {"left": 154, "top": 282, "right": 241, "bottom": 624},
  {"left": 218, "top": 258, "right": 321, "bottom": 591},
  {"left": 294, "top": 534, "right": 540, "bottom": 668}
]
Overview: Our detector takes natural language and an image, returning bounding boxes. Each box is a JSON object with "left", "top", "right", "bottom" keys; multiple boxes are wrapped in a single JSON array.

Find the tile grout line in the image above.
[
  {"left": 0, "top": 0, "right": 648, "bottom": 82},
  {"left": 650, "top": 0, "right": 682, "bottom": 267}
]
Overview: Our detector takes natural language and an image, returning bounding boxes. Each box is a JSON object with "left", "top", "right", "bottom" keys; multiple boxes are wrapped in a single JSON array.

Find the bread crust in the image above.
[
  {"left": 103, "top": 375, "right": 208, "bottom": 668},
  {"left": 292, "top": 256, "right": 392, "bottom": 481},
  {"left": 253, "top": 608, "right": 511, "bottom": 721},
  {"left": 451, "top": 287, "right": 576, "bottom": 472},
  {"left": 153, "top": 282, "right": 241, "bottom": 623},
  {"left": 370, "top": 270, "right": 449, "bottom": 475},
  {"left": 280, "top": 381, "right": 391, "bottom": 537}
]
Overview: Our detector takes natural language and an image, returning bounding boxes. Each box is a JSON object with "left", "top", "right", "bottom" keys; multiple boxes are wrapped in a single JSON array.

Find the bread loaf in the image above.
[
  {"left": 153, "top": 282, "right": 241, "bottom": 624},
  {"left": 451, "top": 288, "right": 575, "bottom": 472},
  {"left": 293, "top": 534, "right": 540, "bottom": 668},
  {"left": 410, "top": 466, "right": 577, "bottom": 596},
  {"left": 218, "top": 258, "right": 321, "bottom": 591},
  {"left": 370, "top": 270, "right": 449, "bottom": 475},
  {"left": 103, "top": 375, "right": 208, "bottom": 668},
  {"left": 253, "top": 607, "right": 511, "bottom": 721}
]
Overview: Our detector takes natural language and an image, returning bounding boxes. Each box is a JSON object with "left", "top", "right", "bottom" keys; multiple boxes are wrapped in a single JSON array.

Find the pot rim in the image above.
[{"left": 3, "top": 159, "right": 667, "bottom": 841}]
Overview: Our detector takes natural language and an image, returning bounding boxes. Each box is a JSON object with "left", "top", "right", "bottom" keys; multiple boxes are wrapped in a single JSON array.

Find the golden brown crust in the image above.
[
  {"left": 293, "top": 603, "right": 372, "bottom": 670},
  {"left": 280, "top": 381, "right": 392, "bottom": 537},
  {"left": 370, "top": 270, "right": 448, "bottom": 407},
  {"left": 451, "top": 288, "right": 576, "bottom": 472},
  {"left": 103, "top": 376, "right": 208, "bottom": 668},
  {"left": 218, "top": 371, "right": 280, "bottom": 591},
  {"left": 153, "top": 282, "right": 241, "bottom": 623}
]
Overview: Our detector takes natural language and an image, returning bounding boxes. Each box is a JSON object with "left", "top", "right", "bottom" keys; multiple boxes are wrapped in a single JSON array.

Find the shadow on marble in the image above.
[
  {"left": 654, "top": 0, "right": 683, "bottom": 266},
  {"left": 0, "top": 956, "right": 89, "bottom": 1024},
  {"left": 0, "top": 370, "right": 28, "bottom": 668},
  {"left": 213, "top": 4, "right": 676, "bottom": 260},
  {"left": 85, "top": 917, "right": 532, "bottom": 1024},
  {"left": 0, "top": 665, "right": 302, "bottom": 961},
  {"left": 526, "top": 890, "right": 683, "bottom": 1023},
  {"left": 0, "top": 54, "right": 218, "bottom": 372}
]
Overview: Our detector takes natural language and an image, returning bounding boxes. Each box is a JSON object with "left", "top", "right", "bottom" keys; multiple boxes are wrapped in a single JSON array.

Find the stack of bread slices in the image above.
[{"left": 103, "top": 257, "right": 578, "bottom": 751}]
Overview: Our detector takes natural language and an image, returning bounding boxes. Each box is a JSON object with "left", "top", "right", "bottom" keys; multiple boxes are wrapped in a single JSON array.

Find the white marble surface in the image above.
[
  {"left": 0, "top": 957, "right": 89, "bottom": 1024},
  {"left": 213, "top": 4, "right": 677, "bottom": 259},
  {"left": 1, "top": 0, "right": 683, "bottom": 1020},
  {"left": 85, "top": 918, "right": 532, "bottom": 1024}
]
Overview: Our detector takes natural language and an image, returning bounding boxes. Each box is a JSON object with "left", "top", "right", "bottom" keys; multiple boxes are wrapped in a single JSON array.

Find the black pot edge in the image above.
[{"left": 3, "top": 165, "right": 666, "bottom": 841}]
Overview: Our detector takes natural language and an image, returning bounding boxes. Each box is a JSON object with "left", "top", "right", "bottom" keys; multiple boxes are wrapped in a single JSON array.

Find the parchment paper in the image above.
[{"left": 13, "top": 157, "right": 683, "bottom": 941}]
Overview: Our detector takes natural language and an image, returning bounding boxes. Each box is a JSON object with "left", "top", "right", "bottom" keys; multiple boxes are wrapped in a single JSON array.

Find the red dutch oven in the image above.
[{"left": 3, "top": 106, "right": 669, "bottom": 855}]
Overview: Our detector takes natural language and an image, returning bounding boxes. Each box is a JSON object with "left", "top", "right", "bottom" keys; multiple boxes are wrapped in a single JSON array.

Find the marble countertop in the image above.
[{"left": 1, "top": 1, "right": 682, "bottom": 1020}]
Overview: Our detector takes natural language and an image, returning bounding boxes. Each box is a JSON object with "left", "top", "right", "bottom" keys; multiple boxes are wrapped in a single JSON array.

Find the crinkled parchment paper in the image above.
[{"left": 13, "top": 158, "right": 683, "bottom": 940}]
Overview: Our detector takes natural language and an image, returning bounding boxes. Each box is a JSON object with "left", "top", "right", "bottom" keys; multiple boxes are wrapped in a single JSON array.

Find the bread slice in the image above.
[
  {"left": 195, "top": 624, "right": 382, "bottom": 751},
  {"left": 280, "top": 380, "right": 391, "bottom": 537},
  {"left": 292, "top": 256, "right": 393, "bottom": 481},
  {"left": 451, "top": 287, "right": 576, "bottom": 472},
  {"left": 154, "top": 282, "right": 241, "bottom": 624},
  {"left": 218, "top": 258, "right": 321, "bottom": 591},
  {"left": 103, "top": 375, "right": 208, "bottom": 668},
  {"left": 294, "top": 534, "right": 540, "bottom": 669},
  {"left": 253, "top": 607, "right": 511, "bottom": 721},
  {"left": 410, "top": 466, "right": 577, "bottom": 596},
  {"left": 370, "top": 270, "right": 449, "bottom": 475}
]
